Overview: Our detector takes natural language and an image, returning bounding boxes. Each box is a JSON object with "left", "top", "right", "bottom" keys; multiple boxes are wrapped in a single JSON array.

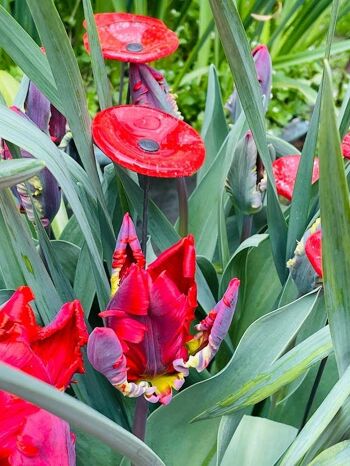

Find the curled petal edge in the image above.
[{"left": 174, "top": 278, "right": 240, "bottom": 374}]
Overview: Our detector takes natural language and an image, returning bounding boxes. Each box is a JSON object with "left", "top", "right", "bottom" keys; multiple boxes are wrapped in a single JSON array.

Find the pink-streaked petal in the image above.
[
  {"left": 87, "top": 327, "right": 155, "bottom": 399},
  {"left": 110, "top": 213, "right": 145, "bottom": 296},
  {"left": 31, "top": 300, "right": 88, "bottom": 390},
  {"left": 305, "top": 229, "right": 323, "bottom": 277},
  {"left": 174, "top": 278, "right": 240, "bottom": 373}
]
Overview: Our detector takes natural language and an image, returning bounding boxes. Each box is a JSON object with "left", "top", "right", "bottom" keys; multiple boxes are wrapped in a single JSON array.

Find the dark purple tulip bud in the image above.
[
  {"left": 25, "top": 81, "right": 66, "bottom": 145},
  {"left": 129, "top": 63, "right": 182, "bottom": 119},
  {"left": 1, "top": 103, "right": 61, "bottom": 227},
  {"left": 226, "top": 44, "right": 272, "bottom": 122},
  {"left": 225, "top": 131, "right": 266, "bottom": 215}
]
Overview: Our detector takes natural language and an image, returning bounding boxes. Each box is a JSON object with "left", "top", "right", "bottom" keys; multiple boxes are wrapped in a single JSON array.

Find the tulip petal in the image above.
[
  {"left": 0, "top": 392, "right": 75, "bottom": 466},
  {"left": 108, "top": 265, "right": 149, "bottom": 316},
  {"left": 25, "top": 82, "right": 51, "bottom": 133},
  {"left": 147, "top": 234, "right": 196, "bottom": 295},
  {"left": 272, "top": 155, "right": 319, "bottom": 201},
  {"left": 174, "top": 278, "right": 240, "bottom": 373},
  {"left": 31, "top": 300, "right": 88, "bottom": 390},
  {"left": 87, "top": 327, "right": 154, "bottom": 399},
  {"left": 305, "top": 229, "right": 323, "bottom": 277},
  {"left": 110, "top": 213, "right": 145, "bottom": 296},
  {"left": 0, "top": 286, "right": 38, "bottom": 340}
]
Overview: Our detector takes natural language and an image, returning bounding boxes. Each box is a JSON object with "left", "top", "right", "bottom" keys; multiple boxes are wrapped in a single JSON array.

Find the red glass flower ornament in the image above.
[
  {"left": 88, "top": 213, "right": 240, "bottom": 405},
  {"left": 92, "top": 105, "right": 205, "bottom": 177},
  {"left": 0, "top": 287, "right": 88, "bottom": 465},
  {"left": 342, "top": 132, "right": 350, "bottom": 159},
  {"left": 305, "top": 229, "right": 323, "bottom": 277},
  {"left": 83, "top": 13, "right": 179, "bottom": 63},
  {"left": 272, "top": 155, "right": 319, "bottom": 201}
]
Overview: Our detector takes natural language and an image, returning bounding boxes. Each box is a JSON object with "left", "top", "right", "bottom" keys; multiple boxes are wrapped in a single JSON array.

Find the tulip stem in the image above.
[
  {"left": 118, "top": 62, "right": 126, "bottom": 105},
  {"left": 132, "top": 396, "right": 149, "bottom": 441},
  {"left": 177, "top": 177, "right": 188, "bottom": 236},
  {"left": 141, "top": 176, "right": 150, "bottom": 254},
  {"left": 240, "top": 215, "right": 253, "bottom": 243}
]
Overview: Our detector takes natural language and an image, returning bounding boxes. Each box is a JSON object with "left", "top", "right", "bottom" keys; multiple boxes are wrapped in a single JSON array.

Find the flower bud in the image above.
[
  {"left": 226, "top": 44, "right": 272, "bottom": 122},
  {"left": 225, "top": 131, "right": 265, "bottom": 214},
  {"left": 129, "top": 63, "right": 182, "bottom": 118}
]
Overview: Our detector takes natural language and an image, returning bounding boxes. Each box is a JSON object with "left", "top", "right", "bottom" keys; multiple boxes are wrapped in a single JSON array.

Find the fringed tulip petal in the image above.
[
  {"left": 0, "top": 286, "right": 38, "bottom": 340},
  {"left": 174, "top": 278, "right": 240, "bottom": 373},
  {"left": 0, "top": 287, "right": 87, "bottom": 465},
  {"left": 31, "top": 300, "right": 88, "bottom": 390}
]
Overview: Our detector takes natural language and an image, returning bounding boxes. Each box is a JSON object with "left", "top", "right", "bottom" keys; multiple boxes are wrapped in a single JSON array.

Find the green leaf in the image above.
[
  {"left": 221, "top": 236, "right": 281, "bottom": 344},
  {"left": 50, "top": 240, "right": 80, "bottom": 284},
  {"left": 76, "top": 430, "right": 121, "bottom": 466},
  {"left": 213, "top": 325, "right": 332, "bottom": 415},
  {"left": 0, "top": 188, "right": 62, "bottom": 320},
  {"left": 273, "top": 73, "right": 317, "bottom": 104},
  {"left": 0, "top": 105, "right": 110, "bottom": 302},
  {"left": 308, "top": 440, "right": 350, "bottom": 466},
  {"left": 82, "top": 0, "right": 112, "bottom": 110},
  {"left": 220, "top": 416, "right": 297, "bottom": 466},
  {"left": 198, "top": 65, "right": 228, "bottom": 183},
  {"left": 146, "top": 289, "right": 319, "bottom": 464},
  {"left": 188, "top": 116, "right": 245, "bottom": 259},
  {"left": 0, "top": 158, "right": 45, "bottom": 189},
  {"left": 0, "top": 208, "right": 25, "bottom": 288},
  {"left": 319, "top": 61, "right": 350, "bottom": 375},
  {"left": 280, "top": 364, "right": 350, "bottom": 466},
  {"left": 273, "top": 40, "right": 350, "bottom": 69},
  {"left": 26, "top": 0, "right": 100, "bottom": 190},
  {"left": 0, "top": 6, "right": 61, "bottom": 111},
  {"left": 0, "top": 363, "right": 164, "bottom": 466}
]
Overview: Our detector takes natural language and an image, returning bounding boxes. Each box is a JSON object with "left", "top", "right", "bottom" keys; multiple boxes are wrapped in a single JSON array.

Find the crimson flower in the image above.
[
  {"left": 88, "top": 213, "right": 240, "bottom": 405},
  {"left": 92, "top": 105, "right": 205, "bottom": 177},
  {"left": 83, "top": 12, "right": 179, "bottom": 63},
  {"left": 305, "top": 229, "right": 322, "bottom": 277},
  {"left": 272, "top": 155, "right": 319, "bottom": 201},
  {"left": 0, "top": 287, "right": 88, "bottom": 465}
]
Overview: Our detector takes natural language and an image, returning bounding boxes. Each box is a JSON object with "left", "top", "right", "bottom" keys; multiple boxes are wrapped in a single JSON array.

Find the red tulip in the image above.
[
  {"left": 88, "top": 214, "right": 240, "bottom": 405},
  {"left": 272, "top": 155, "right": 319, "bottom": 201},
  {"left": 305, "top": 229, "right": 323, "bottom": 277},
  {"left": 341, "top": 132, "right": 350, "bottom": 159},
  {"left": 92, "top": 105, "right": 205, "bottom": 177},
  {"left": 83, "top": 12, "right": 179, "bottom": 63},
  {"left": 0, "top": 287, "right": 88, "bottom": 465}
]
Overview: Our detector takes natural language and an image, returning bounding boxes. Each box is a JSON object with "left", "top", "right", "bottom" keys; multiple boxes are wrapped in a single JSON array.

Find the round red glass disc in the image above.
[
  {"left": 272, "top": 155, "right": 319, "bottom": 201},
  {"left": 305, "top": 229, "right": 322, "bottom": 277},
  {"left": 83, "top": 13, "right": 179, "bottom": 63},
  {"left": 92, "top": 105, "right": 206, "bottom": 177}
]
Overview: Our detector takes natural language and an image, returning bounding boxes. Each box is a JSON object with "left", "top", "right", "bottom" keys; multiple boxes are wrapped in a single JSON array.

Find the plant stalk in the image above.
[
  {"left": 132, "top": 396, "right": 149, "bottom": 441},
  {"left": 177, "top": 177, "right": 188, "bottom": 237},
  {"left": 118, "top": 61, "right": 126, "bottom": 105},
  {"left": 240, "top": 215, "right": 253, "bottom": 243},
  {"left": 141, "top": 176, "right": 150, "bottom": 255}
]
